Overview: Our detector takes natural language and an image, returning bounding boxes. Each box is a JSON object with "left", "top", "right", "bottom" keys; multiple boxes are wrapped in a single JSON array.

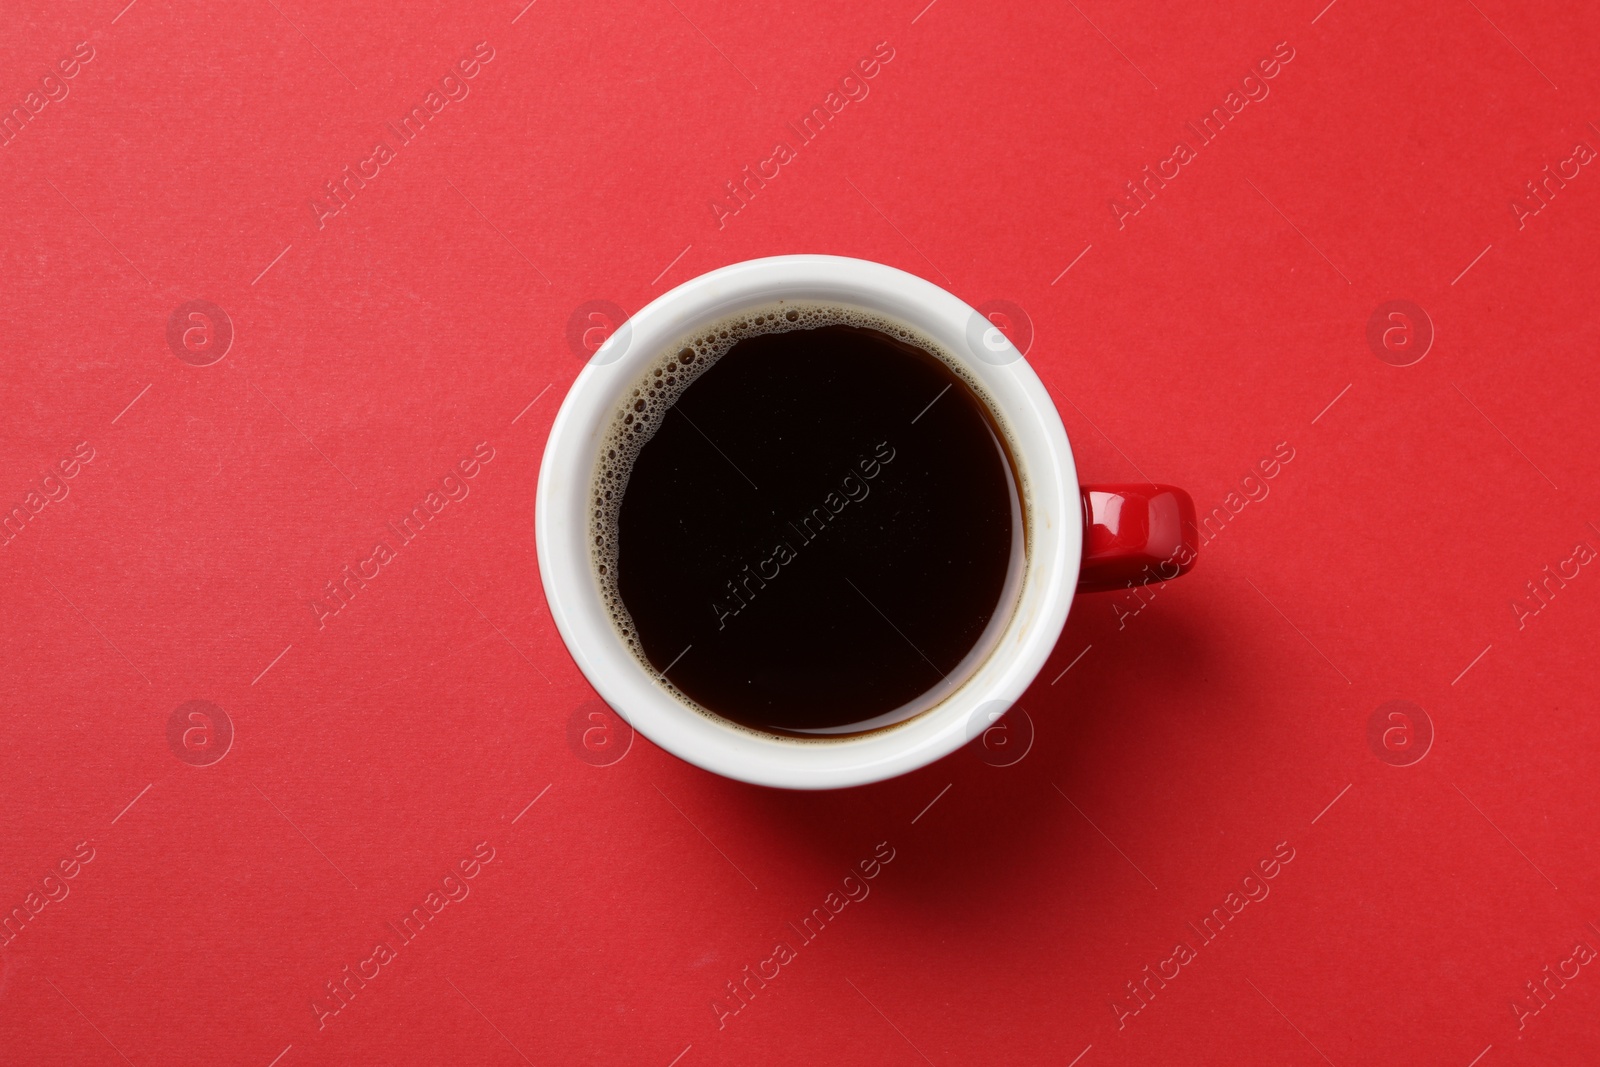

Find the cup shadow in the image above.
[{"left": 687, "top": 597, "right": 1214, "bottom": 924}]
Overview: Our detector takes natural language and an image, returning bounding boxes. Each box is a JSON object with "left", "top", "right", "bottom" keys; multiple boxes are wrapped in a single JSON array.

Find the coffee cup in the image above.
[{"left": 537, "top": 255, "right": 1195, "bottom": 789}]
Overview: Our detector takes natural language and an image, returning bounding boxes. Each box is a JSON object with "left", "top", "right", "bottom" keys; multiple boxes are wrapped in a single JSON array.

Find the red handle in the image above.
[{"left": 1077, "top": 484, "right": 1198, "bottom": 593}]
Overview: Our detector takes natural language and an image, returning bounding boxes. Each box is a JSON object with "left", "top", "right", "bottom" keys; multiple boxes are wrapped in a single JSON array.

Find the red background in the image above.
[{"left": 3, "top": 0, "right": 1598, "bottom": 1064}]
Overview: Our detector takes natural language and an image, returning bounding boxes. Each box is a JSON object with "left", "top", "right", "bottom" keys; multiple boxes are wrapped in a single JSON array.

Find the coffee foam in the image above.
[{"left": 590, "top": 300, "right": 1025, "bottom": 738}]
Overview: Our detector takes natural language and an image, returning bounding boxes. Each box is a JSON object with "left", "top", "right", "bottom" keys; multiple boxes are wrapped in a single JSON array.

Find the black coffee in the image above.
[{"left": 592, "top": 305, "right": 1022, "bottom": 736}]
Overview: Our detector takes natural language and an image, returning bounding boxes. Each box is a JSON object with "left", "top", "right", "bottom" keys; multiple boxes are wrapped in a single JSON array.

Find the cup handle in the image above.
[{"left": 1077, "top": 484, "right": 1198, "bottom": 593}]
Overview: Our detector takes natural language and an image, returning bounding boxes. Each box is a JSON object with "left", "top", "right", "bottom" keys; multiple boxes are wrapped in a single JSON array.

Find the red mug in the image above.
[{"left": 539, "top": 255, "right": 1200, "bottom": 788}]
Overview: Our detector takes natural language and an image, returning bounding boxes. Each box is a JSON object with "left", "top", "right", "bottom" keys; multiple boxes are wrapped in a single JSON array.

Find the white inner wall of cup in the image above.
[{"left": 537, "top": 256, "right": 1082, "bottom": 789}]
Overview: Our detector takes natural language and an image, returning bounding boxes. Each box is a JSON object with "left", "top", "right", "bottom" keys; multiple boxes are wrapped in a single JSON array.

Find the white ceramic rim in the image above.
[{"left": 536, "top": 255, "right": 1082, "bottom": 789}]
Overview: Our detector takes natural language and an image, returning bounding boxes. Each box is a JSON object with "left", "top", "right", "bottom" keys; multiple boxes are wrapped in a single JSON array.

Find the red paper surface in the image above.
[{"left": 3, "top": 1, "right": 1598, "bottom": 1065}]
